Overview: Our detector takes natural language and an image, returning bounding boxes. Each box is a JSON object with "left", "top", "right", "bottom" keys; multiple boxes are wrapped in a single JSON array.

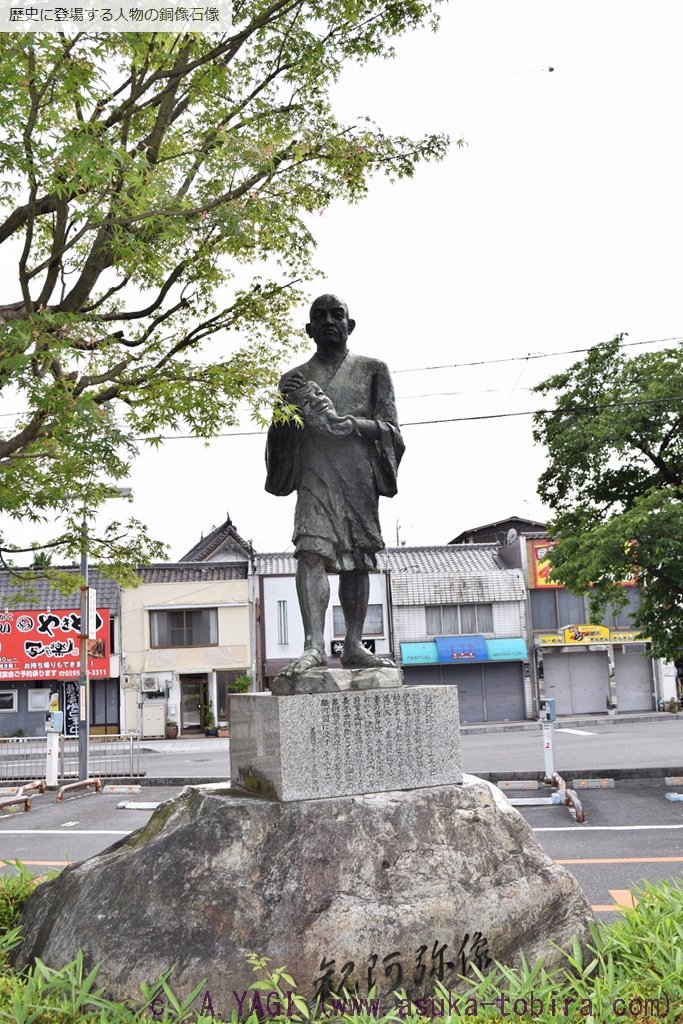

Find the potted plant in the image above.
[
  {"left": 166, "top": 720, "right": 179, "bottom": 739},
  {"left": 203, "top": 699, "right": 218, "bottom": 736},
  {"left": 231, "top": 673, "right": 252, "bottom": 694},
  {"left": 217, "top": 721, "right": 230, "bottom": 738}
]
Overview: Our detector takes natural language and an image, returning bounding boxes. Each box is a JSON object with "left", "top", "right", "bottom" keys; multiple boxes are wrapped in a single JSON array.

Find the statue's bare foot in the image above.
[
  {"left": 340, "top": 642, "right": 395, "bottom": 669},
  {"left": 278, "top": 647, "right": 327, "bottom": 678}
]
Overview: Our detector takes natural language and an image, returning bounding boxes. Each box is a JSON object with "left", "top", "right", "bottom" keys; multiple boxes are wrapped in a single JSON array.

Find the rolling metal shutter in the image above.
[
  {"left": 403, "top": 665, "right": 442, "bottom": 686},
  {"left": 483, "top": 662, "right": 526, "bottom": 721},
  {"left": 544, "top": 651, "right": 608, "bottom": 715},
  {"left": 449, "top": 665, "right": 486, "bottom": 722},
  {"left": 615, "top": 649, "right": 654, "bottom": 711}
]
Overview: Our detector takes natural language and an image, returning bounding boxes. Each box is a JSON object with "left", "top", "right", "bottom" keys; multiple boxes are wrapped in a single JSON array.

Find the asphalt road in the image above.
[
  {"left": 504, "top": 778, "right": 683, "bottom": 916},
  {"left": 461, "top": 718, "right": 683, "bottom": 776}
]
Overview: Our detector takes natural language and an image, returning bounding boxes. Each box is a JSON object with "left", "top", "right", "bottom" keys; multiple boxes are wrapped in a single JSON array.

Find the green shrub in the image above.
[{"left": 0, "top": 862, "right": 38, "bottom": 936}]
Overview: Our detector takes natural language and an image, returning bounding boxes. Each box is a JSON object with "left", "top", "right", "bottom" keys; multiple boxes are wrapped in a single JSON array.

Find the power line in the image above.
[{"left": 391, "top": 335, "right": 682, "bottom": 374}]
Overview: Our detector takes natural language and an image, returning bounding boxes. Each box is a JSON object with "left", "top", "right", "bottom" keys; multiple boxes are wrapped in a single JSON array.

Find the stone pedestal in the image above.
[
  {"left": 271, "top": 665, "right": 402, "bottom": 695},
  {"left": 229, "top": 685, "right": 462, "bottom": 801}
]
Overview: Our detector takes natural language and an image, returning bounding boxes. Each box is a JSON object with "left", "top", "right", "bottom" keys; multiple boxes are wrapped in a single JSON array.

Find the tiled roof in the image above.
[
  {"left": 390, "top": 571, "right": 526, "bottom": 605},
  {"left": 180, "top": 516, "right": 253, "bottom": 562},
  {"left": 0, "top": 567, "right": 120, "bottom": 612},
  {"left": 256, "top": 545, "right": 516, "bottom": 578},
  {"left": 138, "top": 562, "right": 248, "bottom": 583},
  {"left": 383, "top": 545, "right": 504, "bottom": 574},
  {"left": 255, "top": 552, "right": 297, "bottom": 575}
]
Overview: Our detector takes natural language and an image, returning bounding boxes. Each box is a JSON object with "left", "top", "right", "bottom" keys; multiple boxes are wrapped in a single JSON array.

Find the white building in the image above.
[{"left": 255, "top": 553, "right": 392, "bottom": 688}]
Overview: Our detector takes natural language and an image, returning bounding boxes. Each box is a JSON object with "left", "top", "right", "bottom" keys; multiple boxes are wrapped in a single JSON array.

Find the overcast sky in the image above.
[{"left": 8, "top": 1, "right": 683, "bottom": 561}]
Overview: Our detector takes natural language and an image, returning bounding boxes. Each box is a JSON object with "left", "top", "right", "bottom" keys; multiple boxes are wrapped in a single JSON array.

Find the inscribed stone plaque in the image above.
[{"left": 229, "top": 685, "right": 462, "bottom": 801}]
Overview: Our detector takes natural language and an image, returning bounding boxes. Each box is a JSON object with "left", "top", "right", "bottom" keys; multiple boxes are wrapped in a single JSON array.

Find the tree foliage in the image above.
[
  {"left": 0, "top": 4, "right": 448, "bottom": 581},
  {"left": 533, "top": 337, "right": 683, "bottom": 659}
]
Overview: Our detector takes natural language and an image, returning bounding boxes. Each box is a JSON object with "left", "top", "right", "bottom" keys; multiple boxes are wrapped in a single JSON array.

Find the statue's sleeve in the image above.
[
  {"left": 370, "top": 361, "right": 405, "bottom": 498},
  {"left": 265, "top": 421, "right": 301, "bottom": 496}
]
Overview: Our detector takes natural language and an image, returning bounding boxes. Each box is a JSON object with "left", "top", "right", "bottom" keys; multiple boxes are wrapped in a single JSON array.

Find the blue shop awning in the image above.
[
  {"left": 435, "top": 635, "right": 488, "bottom": 663},
  {"left": 400, "top": 641, "right": 439, "bottom": 664},
  {"left": 485, "top": 638, "right": 528, "bottom": 661}
]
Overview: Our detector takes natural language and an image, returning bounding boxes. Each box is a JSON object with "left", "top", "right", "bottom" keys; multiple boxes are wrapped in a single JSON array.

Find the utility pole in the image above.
[
  {"left": 78, "top": 510, "right": 90, "bottom": 781},
  {"left": 77, "top": 486, "right": 132, "bottom": 781}
]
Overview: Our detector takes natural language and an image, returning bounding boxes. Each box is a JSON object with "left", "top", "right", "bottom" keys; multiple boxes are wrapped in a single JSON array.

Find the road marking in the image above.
[
  {"left": 0, "top": 829, "right": 129, "bottom": 835},
  {"left": 61, "top": 821, "right": 79, "bottom": 828},
  {"left": 592, "top": 889, "right": 639, "bottom": 913},
  {"left": 555, "top": 728, "right": 596, "bottom": 736},
  {"left": 557, "top": 856, "right": 683, "bottom": 864},
  {"left": 535, "top": 824, "right": 683, "bottom": 832}
]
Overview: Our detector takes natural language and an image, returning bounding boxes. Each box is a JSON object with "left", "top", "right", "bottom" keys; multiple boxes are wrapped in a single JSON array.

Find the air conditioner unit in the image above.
[{"left": 142, "top": 676, "right": 161, "bottom": 692}]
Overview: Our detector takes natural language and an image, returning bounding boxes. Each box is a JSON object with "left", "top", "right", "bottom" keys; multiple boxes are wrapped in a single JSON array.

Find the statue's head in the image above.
[{"left": 306, "top": 293, "right": 356, "bottom": 348}]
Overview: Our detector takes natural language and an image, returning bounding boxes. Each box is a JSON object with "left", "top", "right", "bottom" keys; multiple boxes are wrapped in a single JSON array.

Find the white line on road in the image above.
[
  {"left": 555, "top": 728, "right": 597, "bottom": 736},
  {"left": 0, "top": 829, "right": 129, "bottom": 835},
  {"left": 534, "top": 824, "right": 683, "bottom": 832}
]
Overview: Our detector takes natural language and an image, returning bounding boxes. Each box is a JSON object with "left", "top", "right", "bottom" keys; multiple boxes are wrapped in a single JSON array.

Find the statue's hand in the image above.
[
  {"left": 318, "top": 414, "right": 356, "bottom": 437},
  {"left": 280, "top": 370, "right": 308, "bottom": 398}
]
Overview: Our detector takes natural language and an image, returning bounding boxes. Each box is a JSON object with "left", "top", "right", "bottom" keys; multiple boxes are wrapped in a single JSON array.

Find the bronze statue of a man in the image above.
[{"left": 266, "top": 294, "right": 405, "bottom": 678}]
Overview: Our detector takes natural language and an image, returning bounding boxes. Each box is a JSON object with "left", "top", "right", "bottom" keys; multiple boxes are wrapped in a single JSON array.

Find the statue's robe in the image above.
[{"left": 265, "top": 352, "right": 405, "bottom": 572}]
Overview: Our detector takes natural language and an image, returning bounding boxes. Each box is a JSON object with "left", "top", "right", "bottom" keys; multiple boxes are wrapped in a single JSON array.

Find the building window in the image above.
[
  {"left": 557, "top": 590, "right": 586, "bottom": 624},
  {"left": 530, "top": 590, "right": 588, "bottom": 631},
  {"left": 606, "top": 588, "right": 641, "bottom": 628},
  {"left": 27, "top": 689, "right": 51, "bottom": 712},
  {"left": 530, "top": 591, "right": 557, "bottom": 630},
  {"left": 332, "top": 604, "right": 384, "bottom": 636},
  {"left": 277, "top": 600, "right": 288, "bottom": 645},
  {"left": 149, "top": 608, "right": 218, "bottom": 648},
  {"left": 0, "top": 691, "right": 17, "bottom": 713},
  {"left": 426, "top": 604, "right": 493, "bottom": 635}
]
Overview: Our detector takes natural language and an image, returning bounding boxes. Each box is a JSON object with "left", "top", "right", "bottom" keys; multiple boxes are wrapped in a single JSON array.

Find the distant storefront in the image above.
[
  {"left": 0, "top": 601, "right": 119, "bottom": 736},
  {"left": 536, "top": 627, "right": 654, "bottom": 714},
  {"left": 401, "top": 636, "right": 529, "bottom": 723}
]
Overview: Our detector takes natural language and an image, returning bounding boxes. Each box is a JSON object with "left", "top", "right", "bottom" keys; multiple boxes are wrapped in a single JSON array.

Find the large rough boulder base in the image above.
[{"left": 16, "top": 778, "right": 593, "bottom": 1011}]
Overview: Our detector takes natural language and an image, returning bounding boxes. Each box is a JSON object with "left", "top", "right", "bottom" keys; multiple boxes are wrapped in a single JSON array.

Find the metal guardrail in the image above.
[{"left": 0, "top": 734, "right": 140, "bottom": 781}]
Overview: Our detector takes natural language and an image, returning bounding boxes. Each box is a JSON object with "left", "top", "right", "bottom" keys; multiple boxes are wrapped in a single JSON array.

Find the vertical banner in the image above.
[{"left": 63, "top": 681, "right": 80, "bottom": 737}]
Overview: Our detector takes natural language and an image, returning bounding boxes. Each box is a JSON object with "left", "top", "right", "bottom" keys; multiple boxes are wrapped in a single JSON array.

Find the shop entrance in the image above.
[{"left": 180, "top": 674, "right": 208, "bottom": 734}]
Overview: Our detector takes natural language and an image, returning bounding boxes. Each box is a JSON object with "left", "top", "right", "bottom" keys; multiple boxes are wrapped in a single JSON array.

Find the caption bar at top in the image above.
[{"left": 0, "top": 0, "right": 232, "bottom": 31}]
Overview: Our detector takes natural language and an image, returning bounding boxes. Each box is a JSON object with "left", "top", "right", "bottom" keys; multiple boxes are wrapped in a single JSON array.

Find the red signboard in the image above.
[{"left": 0, "top": 608, "right": 110, "bottom": 681}]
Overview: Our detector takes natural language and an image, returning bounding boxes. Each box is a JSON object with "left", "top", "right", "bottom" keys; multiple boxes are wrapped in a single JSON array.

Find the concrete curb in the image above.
[
  {"left": 94, "top": 767, "right": 683, "bottom": 788},
  {"left": 475, "top": 766, "right": 683, "bottom": 784},
  {"left": 461, "top": 712, "right": 682, "bottom": 734}
]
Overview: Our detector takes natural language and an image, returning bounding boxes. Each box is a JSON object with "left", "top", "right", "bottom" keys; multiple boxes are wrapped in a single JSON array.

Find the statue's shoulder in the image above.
[{"left": 347, "top": 352, "right": 389, "bottom": 374}]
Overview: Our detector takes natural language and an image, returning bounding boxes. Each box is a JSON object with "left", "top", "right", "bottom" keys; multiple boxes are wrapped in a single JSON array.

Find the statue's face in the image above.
[{"left": 306, "top": 294, "right": 355, "bottom": 347}]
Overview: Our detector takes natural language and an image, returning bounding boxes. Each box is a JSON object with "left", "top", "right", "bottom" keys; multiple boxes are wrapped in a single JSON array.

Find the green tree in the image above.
[
  {"left": 532, "top": 337, "right": 683, "bottom": 659},
  {"left": 0, "top": 5, "right": 449, "bottom": 584}
]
